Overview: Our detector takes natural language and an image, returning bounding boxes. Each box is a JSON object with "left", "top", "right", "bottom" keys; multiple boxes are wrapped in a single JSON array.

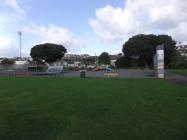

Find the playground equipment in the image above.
[
  {"left": 105, "top": 67, "right": 113, "bottom": 72},
  {"left": 31, "top": 66, "right": 63, "bottom": 76},
  {"left": 47, "top": 66, "right": 63, "bottom": 74}
]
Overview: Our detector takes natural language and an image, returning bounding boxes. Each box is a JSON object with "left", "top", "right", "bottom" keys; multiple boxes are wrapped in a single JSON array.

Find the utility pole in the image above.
[
  {"left": 95, "top": 52, "right": 98, "bottom": 66},
  {"left": 18, "top": 31, "right": 22, "bottom": 58}
]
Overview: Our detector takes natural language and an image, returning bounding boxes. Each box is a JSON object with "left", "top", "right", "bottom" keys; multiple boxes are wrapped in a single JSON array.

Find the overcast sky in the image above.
[{"left": 0, "top": 0, "right": 187, "bottom": 57}]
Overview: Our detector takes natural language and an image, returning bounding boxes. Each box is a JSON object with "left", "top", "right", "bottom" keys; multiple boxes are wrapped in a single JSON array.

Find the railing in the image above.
[{"left": 0, "top": 64, "right": 48, "bottom": 76}]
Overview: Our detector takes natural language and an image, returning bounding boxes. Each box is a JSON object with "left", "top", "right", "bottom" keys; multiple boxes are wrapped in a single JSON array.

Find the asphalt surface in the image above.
[
  {"left": 63, "top": 70, "right": 187, "bottom": 86},
  {"left": 165, "top": 71, "right": 187, "bottom": 86},
  {"left": 0, "top": 69, "right": 186, "bottom": 86},
  {"left": 63, "top": 69, "right": 155, "bottom": 78}
]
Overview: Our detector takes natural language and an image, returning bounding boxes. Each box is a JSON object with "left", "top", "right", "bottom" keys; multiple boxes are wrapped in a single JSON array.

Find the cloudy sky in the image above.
[{"left": 0, "top": 0, "right": 187, "bottom": 57}]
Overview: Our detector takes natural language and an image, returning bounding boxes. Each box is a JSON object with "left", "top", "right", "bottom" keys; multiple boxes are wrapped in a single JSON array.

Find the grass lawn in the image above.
[
  {"left": 0, "top": 78, "right": 187, "bottom": 140},
  {"left": 169, "top": 69, "right": 187, "bottom": 77}
]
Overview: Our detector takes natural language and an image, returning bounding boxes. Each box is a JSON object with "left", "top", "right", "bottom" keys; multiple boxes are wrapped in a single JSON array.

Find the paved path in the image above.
[
  {"left": 63, "top": 69, "right": 155, "bottom": 78},
  {"left": 165, "top": 71, "right": 187, "bottom": 86},
  {"left": 1, "top": 69, "right": 186, "bottom": 86}
]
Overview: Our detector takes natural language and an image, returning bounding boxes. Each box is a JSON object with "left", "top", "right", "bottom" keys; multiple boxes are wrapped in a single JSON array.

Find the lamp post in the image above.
[{"left": 18, "top": 31, "right": 22, "bottom": 58}]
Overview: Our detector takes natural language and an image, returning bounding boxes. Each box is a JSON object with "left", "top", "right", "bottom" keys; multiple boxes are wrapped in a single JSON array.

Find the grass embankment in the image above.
[
  {"left": 0, "top": 78, "right": 187, "bottom": 140},
  {"left": 169, "top": 69, "right": 187, "bottom": 77}
]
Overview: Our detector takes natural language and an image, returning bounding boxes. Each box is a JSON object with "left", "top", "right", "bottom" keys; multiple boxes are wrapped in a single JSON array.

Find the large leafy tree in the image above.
[
  {"left": 1, "top": 58, "right": 15, "bottom": 65},
  {"left": 81, "top": 57, "right": 96, "bottom": 65},
  {"left": 115, "top": 56, "right": 131, "bottom": 68},
  {"left": 157, "top": 35, "right": 177, "bottom": 65},
  {"left": 30, "top": 43, "right": 67, "bottom": 63},
  {"left": 122, "top": 34, "right": 176, "bottom": 67},
  {"left": 98, "top": 52, "right": 110, "bottom": 65}
]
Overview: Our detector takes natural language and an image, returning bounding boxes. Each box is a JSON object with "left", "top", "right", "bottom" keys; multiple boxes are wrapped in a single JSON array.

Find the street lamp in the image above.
[{"left": 18, "top": 31, "right": 22, "bottom": 58}]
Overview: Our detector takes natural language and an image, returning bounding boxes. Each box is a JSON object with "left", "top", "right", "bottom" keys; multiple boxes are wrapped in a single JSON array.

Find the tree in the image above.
[
  {"left": 157, "top": 35, "right": 177, "bottom": 66},
  {"left": 170, "top": 45, "right": 187, "bottom": 68},
  {"left": 30, "top": 43, "right": 67, "bottom": 63},
  {"left": 176, "top": 43, "right": 187, "bottom": 59},
  {"left": 1, "top": 58, "right": 15, "bottom": 65},
  {"left": 122, "top": 34, "right": 177, "bottom": 67},
  {"left": 98, "top": 52, "right": 110, "bottom": 65},
  {"left": 81, "top": 57, "right": 96, "bottom": 65},
  {"left": 115, "top": 56, "right": 131, "bottom": 68},
  {"left": 170, "top": 54, "right": 187, "bottom": 68}
]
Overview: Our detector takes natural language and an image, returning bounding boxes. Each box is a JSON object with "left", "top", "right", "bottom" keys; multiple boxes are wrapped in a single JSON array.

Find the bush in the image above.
[{"left": 169, "top": 54, "right": 187, "bottom": 69}]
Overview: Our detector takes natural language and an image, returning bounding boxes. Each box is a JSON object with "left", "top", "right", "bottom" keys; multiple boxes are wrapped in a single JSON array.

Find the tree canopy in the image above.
[
  {"left": 30, "top": 43, "right": 67, "bottom": 63},
  {"left": 115, "top": 56, "right": 131, "bottom": 68},
  {"left": 81, "top": 57, "right": 96, "bottom": 65},
  {"left": 98, "top": 52, "right": 110, "bottom": 65},
  {"left": 1, "top": 58, "right": 15, "bottom": 65},
  {"left": 122, "top": 34, "right": 177, "bottom": 67}
]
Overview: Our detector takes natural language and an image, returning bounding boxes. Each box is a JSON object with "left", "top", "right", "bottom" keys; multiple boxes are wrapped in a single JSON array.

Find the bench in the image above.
[{"left": 104, "top": 72, "right": 119, "bottom": 78}]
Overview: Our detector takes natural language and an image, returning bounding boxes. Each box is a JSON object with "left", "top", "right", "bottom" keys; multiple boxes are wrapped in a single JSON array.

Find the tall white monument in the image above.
[{"left": 154, "top": 44, "right": 164, "bottom": 78}]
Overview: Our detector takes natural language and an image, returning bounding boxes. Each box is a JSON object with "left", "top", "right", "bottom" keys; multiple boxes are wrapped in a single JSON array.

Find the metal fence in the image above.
[{"left": 0, "top": 64, "right": 47, "bottom": 76}]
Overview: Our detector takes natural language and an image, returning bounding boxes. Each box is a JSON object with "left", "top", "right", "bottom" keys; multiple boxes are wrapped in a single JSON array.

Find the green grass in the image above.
[
  {"left": 169, "top": 69, "right": 187, "bottom": 77},
  {"left": 0, "top": 77, "right": 187, "bottom": 140}
]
